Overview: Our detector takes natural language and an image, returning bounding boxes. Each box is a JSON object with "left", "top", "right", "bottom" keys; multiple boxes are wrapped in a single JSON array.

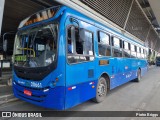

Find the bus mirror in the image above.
[
  {"left": 70, "top": 18, "right": 79, "bottom": 27},
  {"left": 3, "top": 39, "right": 8, "bottom": 52}
]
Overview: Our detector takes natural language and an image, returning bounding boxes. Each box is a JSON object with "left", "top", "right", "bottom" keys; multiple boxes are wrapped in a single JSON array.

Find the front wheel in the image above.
[
  {"left": 92, "top": 77, "right": 107, "bottom": 103},
  {"left": 135, "top": 69, "right": 141, "bottom": 82}
]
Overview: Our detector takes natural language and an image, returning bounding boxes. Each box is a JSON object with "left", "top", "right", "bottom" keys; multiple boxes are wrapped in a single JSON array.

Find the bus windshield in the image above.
[{"left": 14, "top": 23, "right": 58, "bottom": 68}]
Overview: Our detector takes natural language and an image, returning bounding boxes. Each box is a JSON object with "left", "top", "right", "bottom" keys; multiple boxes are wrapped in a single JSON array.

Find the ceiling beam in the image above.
[
  {"left": 29, "top": 0, "right": 60, "bottom": 8},
  {"left": 29, "top": 0, "right": 51, "bottom": 8}
]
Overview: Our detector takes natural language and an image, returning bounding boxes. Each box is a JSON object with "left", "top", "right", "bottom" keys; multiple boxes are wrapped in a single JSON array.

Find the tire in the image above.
[
  {"left": 135, "top": 69, "right": 141, "bottom": 82},
  {"left": 92, "top": 77, "right": 107, "bottom": 103}
]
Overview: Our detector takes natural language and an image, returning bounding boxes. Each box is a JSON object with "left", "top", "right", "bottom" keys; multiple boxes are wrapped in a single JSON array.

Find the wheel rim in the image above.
[{"left": 97, "top": 82, "right": 106, "bottom": 97}]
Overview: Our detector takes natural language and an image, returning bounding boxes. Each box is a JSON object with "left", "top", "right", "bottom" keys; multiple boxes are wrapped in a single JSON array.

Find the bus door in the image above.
[
  {"left": 123, "top": 41, "right": 132, "bottom": 82},
  {"left": 65, "top": 17, "right": 96, "bottom": 108},
  {"left": 97, "top": 31, "right": 113, "bottom": 87},
  {"left": 111, "top": 37, "right": 125, "bottom": 86}
]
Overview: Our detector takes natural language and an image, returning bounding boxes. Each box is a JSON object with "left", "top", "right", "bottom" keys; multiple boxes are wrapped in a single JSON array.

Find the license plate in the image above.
[{"left": 24, "top": 89, "right": 32, "bottom": 96}]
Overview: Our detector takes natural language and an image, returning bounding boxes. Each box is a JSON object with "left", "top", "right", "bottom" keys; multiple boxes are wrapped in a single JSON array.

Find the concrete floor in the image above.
[{"left": 0, "top": 66, "right": 160, "bottom": 120}]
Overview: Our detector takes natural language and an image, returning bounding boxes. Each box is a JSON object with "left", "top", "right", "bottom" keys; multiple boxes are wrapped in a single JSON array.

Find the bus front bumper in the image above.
[{"left": 13, "top": 81, "right": 65, "bottom": 110}]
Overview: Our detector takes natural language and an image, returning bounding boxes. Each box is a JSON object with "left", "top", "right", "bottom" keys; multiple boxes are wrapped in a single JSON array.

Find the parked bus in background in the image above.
[
  {"left": 156, "top": 56, "right": 160, "bottom": 66},
  {"left": 148, "top": 49, "right": 157, "bottom": 65},
  {"left": 12, "top": 6, "right": 148, "bottom": 110}
]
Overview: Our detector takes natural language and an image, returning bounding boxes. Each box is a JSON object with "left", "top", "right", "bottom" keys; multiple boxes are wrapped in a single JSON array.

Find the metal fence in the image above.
[{"left": 80, "top": 0, "right": 160, "bottom": 52}]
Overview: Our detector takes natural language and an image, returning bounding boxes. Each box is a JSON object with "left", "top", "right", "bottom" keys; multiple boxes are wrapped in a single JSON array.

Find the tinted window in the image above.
[
  {"left": 137, "top": 47, "right": 141, "bottom": 58},
  {"left": 98, "top": 32, "right": 111, "bottom": 56},
  {"left": 84, "top": 31, "right": 93, "bottom": 55},
  {"left": 113, "top": 37, "right": 120, "bottom": 47},
  {"left": 141, "top": 48, "right": 145, "bottom": 59},
  {"left": 67, "top": 26, "right": 94, "bottom": 63},
  {"left": 112, "top": 37, "right": 122, "bottom": 57},
  {"left": 156, "top": 57, "right": 160, "bottom": 61},
  {"left": 131, "top": 44, "right": 136, "bottom": 58},
  {"left": 123, "top": 41, "right": 130, "bottom": 58}
]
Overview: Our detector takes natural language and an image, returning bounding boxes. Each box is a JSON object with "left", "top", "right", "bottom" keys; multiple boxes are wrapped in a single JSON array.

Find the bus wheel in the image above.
[
  {"left": 92, "top": 77, "right": 107, "bottom": 103},
  {"left": 135, "top": 69, "right": 141, "bottom": 82}
]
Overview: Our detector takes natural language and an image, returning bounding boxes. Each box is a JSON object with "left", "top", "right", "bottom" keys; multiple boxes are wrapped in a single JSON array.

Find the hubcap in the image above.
[{"left": 98, "top": 83, "right": 106, "bottom": 97}]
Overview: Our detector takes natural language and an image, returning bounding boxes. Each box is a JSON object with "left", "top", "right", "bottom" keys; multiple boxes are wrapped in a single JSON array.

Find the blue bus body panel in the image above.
[{"left": 65, "top": 80, "right": 97, "bottom": 109}]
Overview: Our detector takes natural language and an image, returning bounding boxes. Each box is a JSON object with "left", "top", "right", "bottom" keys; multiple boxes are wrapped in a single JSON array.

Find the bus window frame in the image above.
[
  {"left": 14, "top": 21, "right": 60, "bottom": 67},
  {"left": 66, "top": 24, "right": 95, "bottom": 65},
  {"left": 81, "top": 29, "right": 95, "bottom": 56},
  {"left": 123, "top": 40, "right": 131, "bottom": 58},
  {"left": 111, "top": 36, "right": 123, "bottom": 58},
  {"left": 130, "top": 44, "right": 137, "bottom": 58},
  {"left": 97, "top": 30, "right": 111, "bottom": 57},
  {"left": 141, "top": 48, "right": 146, "bottom": 59}
]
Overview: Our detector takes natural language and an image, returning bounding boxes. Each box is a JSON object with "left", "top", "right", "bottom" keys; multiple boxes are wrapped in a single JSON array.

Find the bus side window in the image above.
[
  {"left": 145, "top": 49, "right": 147, "bottom": 59},
  {"left": 79, "top": 29, "right": 94, "bottom": 61},
  {"left": 141, "top": 48, "right": 145, "bottom": 59},
  {"left": 123, "top": 41, "right": 130, "bottom": 58},
  {"left": 131, "top": 44, "right": 137, "bottom": 58},
  {"left": 137, "top": 47, "right": 141, "bottom": 58},
  {"left": 67, "top": 26, "right": 94, "bottom": 64},
  {"left": 98, "top": 31, "right": 111, "bottom": 56},
  {"left": 81, "top": 30, "right": 93, "bottom": 56},
  {"left": 67, "top": 26, "right": 79, "bottom": 63},
  {"left": 112, "top": 37, "right": 122, "bottom": 57}
]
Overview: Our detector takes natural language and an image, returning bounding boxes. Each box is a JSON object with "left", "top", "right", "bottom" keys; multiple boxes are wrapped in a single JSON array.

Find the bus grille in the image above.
[{"left": 14, "top": 82, "right": 48, "bottom": 103}]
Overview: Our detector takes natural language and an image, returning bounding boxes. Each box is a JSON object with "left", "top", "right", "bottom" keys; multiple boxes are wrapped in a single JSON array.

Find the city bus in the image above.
[{"left": 12, "top": 6, "right": 148, "bottom": 110}]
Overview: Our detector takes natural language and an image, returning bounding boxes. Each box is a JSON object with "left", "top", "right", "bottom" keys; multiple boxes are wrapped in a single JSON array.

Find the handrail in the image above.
[{"left": 18, "top": 48, "right": 35, "bottom": 57}]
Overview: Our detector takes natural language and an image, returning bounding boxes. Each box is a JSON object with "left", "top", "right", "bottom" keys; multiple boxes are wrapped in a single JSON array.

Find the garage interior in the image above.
[{"left": 0, "top": 0, "right": 60, "bottom": 56}]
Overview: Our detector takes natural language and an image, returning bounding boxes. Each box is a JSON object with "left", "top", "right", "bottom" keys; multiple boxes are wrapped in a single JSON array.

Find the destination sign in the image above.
[
  {"left": 19, "top": 6, "right": 60, "bottom": 28},
  {"left": 15, "top": 55, "right": 27, "bottom": 62}
]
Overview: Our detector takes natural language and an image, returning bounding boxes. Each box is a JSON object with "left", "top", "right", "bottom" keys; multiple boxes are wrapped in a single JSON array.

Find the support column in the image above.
[
  {"left": 0, "top": 0, "right": 5, "bottom": 35},
  {"left": 123, "top": 0, "right": 135, "bottom": 30}
]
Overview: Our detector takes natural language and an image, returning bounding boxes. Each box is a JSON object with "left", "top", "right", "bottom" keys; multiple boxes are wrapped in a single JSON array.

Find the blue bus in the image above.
[{"left": 13, "top": 6, "right": 148, "bottom": 110}]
